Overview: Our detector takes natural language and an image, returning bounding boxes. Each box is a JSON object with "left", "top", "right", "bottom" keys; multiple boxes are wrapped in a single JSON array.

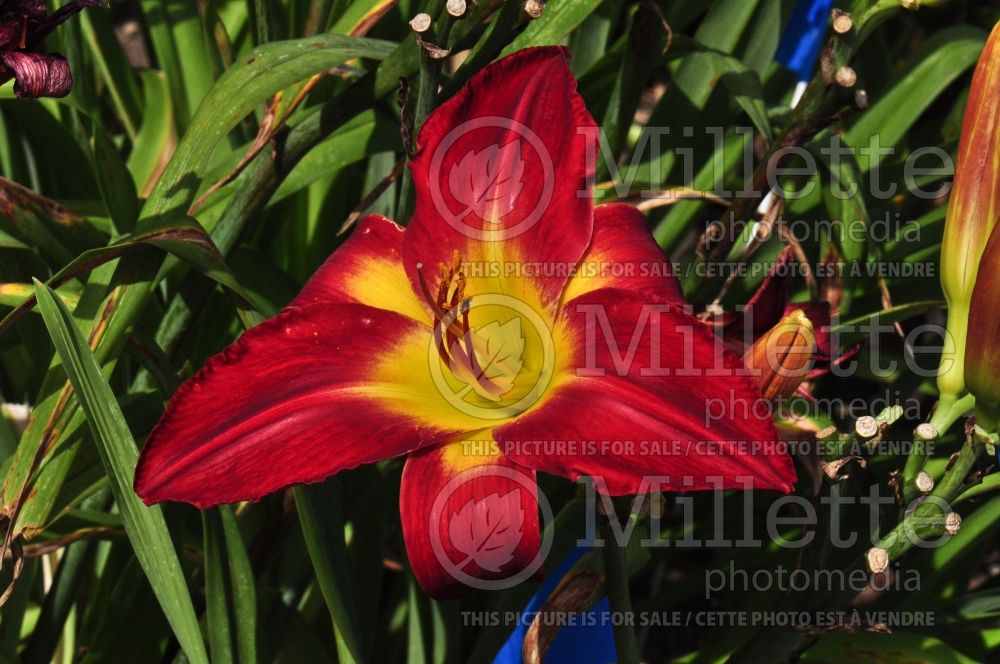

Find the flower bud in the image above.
[
  {"left": 938, "top": 21, "right": 1000, "bottom": 399},
  {"left": 744, "top": 309, "right": 815, "bottom": 402},
  {"left": 965, "top": 222, "right": 1000, "bottom": 429}
]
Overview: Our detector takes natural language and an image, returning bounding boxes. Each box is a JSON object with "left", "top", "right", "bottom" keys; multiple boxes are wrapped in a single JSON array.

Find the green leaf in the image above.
[
  {"left": 847, "top": 25, "right": 987, "bottom": 172},
  {"left": 80, "top": 8, "right": 143, "bottom": 138},
  {"left": 128, "top": 71, "right": 175, "bottom": 198},
  {"left": 270, "top": 110, "right": 399, "bottom": 206},
  {"left": 0, "top": 217, "right": 272, "bottom": 339},
  {"left": 92, "top": 125, "right": 140, "bottom": 236},
  {"left": 407, "top": 577, "right": 427, "bottom": 664},
  {"left": 221, "top": 506, "right": 259, "bottom": 664},
  {"left": 702, "top": 50, "right": 772, "bottom": 141},
  {"left": 0, "top": 404, "right": 17, "bottom": 463},
  {"left": 164, "top": 0, "right": 217, "bottom": 119},
  {"left": 329, "top": 0, "right": 396, "bottom": 35},
  {"left": 5, "top": 388, "right": 160, "bottom": 540},
  {"left": 660, "top": 0, "right": 761, "bottom": 109},
  {"left": 800, "top": 630, "right": 979, "bottom": 663},
  {"left": 0, "top": 283, "right": 79, "bottom": 311},
  {"left": 640, "top": 0, "right": 762, "bottom": 184},
  {"left": 202, "top": 506, "right": 259, "bottom": 664},
  {"left": 502, "top": 0, "right": 604, "bottom": 55},
  {"left": 833, "top": 300, "right": 945, "bottom": 344},
  {"left": 32, "top": 280, "right": 209, "bottom": 664},
  {"left": 141, "top": 33, "right": 396, "bottom": 228},
  {"left": 138, "top": 0, "right": 190, "bottom": 127},
  {"left": 818, "top": 137, "right": 868, "bottom": 317},
  {"left": 0, "top": 228, "right": 28, "bottom": 250},
  {"left": 294, "top": 481, "right": 364, "bottom": 664},
  {"left": 0, "top": 558, "right": 37, "bottom": 661},
  {"left": 20, "top": 536, "right": 89, "bottom": 664},
  {"left": 204, "top": 510, "right": 235, "bottom": 664}
]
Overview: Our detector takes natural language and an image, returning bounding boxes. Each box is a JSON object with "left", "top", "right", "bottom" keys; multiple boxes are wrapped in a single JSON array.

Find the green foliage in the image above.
[{"left": 1, "top": 1, "right": 999, "bottom": 662}]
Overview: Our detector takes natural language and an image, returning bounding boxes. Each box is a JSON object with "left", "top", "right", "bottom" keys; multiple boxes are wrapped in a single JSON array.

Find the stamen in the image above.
[
  {"left": 436, "top": 262, "right": 450, "bottom": 308},
  {"left": 416, "top": 255, "right": 507, "bottom": 397},
  {"left": 418, "top": 264, "right": 456, "bottom": 365},
  {"left": 460, "top": 302, "right": 484, "bottom": 378},
  {"left": 416, "top": 262, "right": 465, "bottom": 339},
  {"left": 415, "top": 263, "right": 439, "bottom": 314},
  {"left": 450, "top": 273, "right": 466, "bottom": 308}
]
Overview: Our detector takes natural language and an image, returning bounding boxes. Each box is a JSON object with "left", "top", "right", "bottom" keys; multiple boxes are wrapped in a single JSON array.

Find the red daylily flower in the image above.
[
  {"left": 134, "top": 47, "right": 796, "bottom": 598},
  {"left": 0, "top": 0, "right": 100, "bottom": 98}
]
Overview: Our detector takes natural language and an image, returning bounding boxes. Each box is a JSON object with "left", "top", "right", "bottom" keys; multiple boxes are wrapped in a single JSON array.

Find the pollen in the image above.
[{"left": 430, "top": 250, "right": 466, "bottom": 313}]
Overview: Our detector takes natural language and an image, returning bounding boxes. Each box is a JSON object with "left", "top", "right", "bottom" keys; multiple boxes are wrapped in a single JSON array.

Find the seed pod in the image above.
[{"left": 744, "top": 309, "right": 815, "bottom": 402}]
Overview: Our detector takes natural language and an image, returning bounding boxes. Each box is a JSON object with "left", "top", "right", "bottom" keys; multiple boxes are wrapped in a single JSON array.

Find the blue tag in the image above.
[
  {"left": 493, "top": 546, "right": 616, "bottom": 663},
  {"left": 775, "top": 0, "right": 835, "bottom": 81}
]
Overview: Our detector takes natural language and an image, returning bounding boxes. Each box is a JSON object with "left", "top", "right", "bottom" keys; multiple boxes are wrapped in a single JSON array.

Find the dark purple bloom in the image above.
[{"left": 0, "top": 0, "right": 101, "bottom": 98}]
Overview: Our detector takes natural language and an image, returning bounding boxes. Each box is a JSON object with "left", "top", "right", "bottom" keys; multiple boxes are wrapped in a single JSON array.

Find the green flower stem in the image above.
[
  {"left": 936, "top": 300, "right": 970, "bottom": 400},
  {"left": 730, "top": 406, "right": 981, "bottom": 664},
  {"left": 398, "top": 10, "right": 456, "bottom": 220},
  {"left": 732, "top": 386, "right": 975, "bottom": 663},
  {"left": 602, "top": 501, "right": 639, "bottom": 664},
  {"left": 900, "top": 392, "right": 975, "bottom": 502},
  {"left": 853, "top": 0, "right": 903, "bottom": 44},
  {"left": 874, "top": 427, "right": 982, "bottom": 565}
]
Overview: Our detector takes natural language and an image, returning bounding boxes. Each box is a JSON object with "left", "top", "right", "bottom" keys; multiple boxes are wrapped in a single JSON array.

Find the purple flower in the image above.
[{"left": 0, "top": 0, "right": 101, "bottom": 98}]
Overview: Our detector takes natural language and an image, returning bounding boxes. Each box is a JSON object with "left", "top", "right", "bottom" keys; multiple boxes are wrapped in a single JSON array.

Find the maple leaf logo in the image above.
[
  {"left": 447, "top": 489, "right": 525, "bottom": 573},
  {"left": 448, "top": 317, "right": 525, "bottom": 401},
  {"left": 447, "top": 140, "right": 526, "bottom": 221}
]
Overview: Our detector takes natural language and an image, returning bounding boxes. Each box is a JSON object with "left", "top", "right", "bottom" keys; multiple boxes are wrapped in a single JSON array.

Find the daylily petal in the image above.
[
  {"left": 402, "top": 46, "right": 597, "bottom": 319},
  {"left": 134, "top": 303, "right": 480, "bottom": 508},
  {"left": 784, "top": 301, "right": 831, "bottom": 360},
  {"left": 2, "top": 1, "right": 46, "bottom": 21},
  {"left": 0, "top": 24, "right": 21, "bottom": 51},
  {"left": 27, "top": 0, "right": 102, "bottom": 46},
  {"left": 289, "top": 214, "right": 427, "bottom": 322},
  {"left": 713, "top": 246, "right": 794, "bottom": 343},
  {"left": 745, "top": 247, "right": 795, "bottom": 331},
  {"left": 562, "top": 203, "right": 684, "bottom": 305},
  {"left": 400, "top": 438, "right": 542, "bottom": 599},
  {"left": 496, "top": 288, "right": 796, "bottom": 495},
  {"left": 1, "top": 51, "right": 72, "bottom": 98}
]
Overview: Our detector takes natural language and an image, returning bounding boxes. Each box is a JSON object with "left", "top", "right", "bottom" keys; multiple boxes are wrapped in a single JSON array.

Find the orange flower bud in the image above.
[
  {"left": 965, "top": 223, "right": 1000, "bottom": 428},
  {"left": 744, "top": 309, "right": 816, "bottom": 402},
  {"left": 938, "top": 21, "right": 1000, "bottom": 399}
]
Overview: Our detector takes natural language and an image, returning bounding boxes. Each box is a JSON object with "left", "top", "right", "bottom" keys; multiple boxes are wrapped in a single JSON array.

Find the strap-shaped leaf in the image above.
[{"left": 33, "top": 280, "right": 209, "bottom": 664}]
